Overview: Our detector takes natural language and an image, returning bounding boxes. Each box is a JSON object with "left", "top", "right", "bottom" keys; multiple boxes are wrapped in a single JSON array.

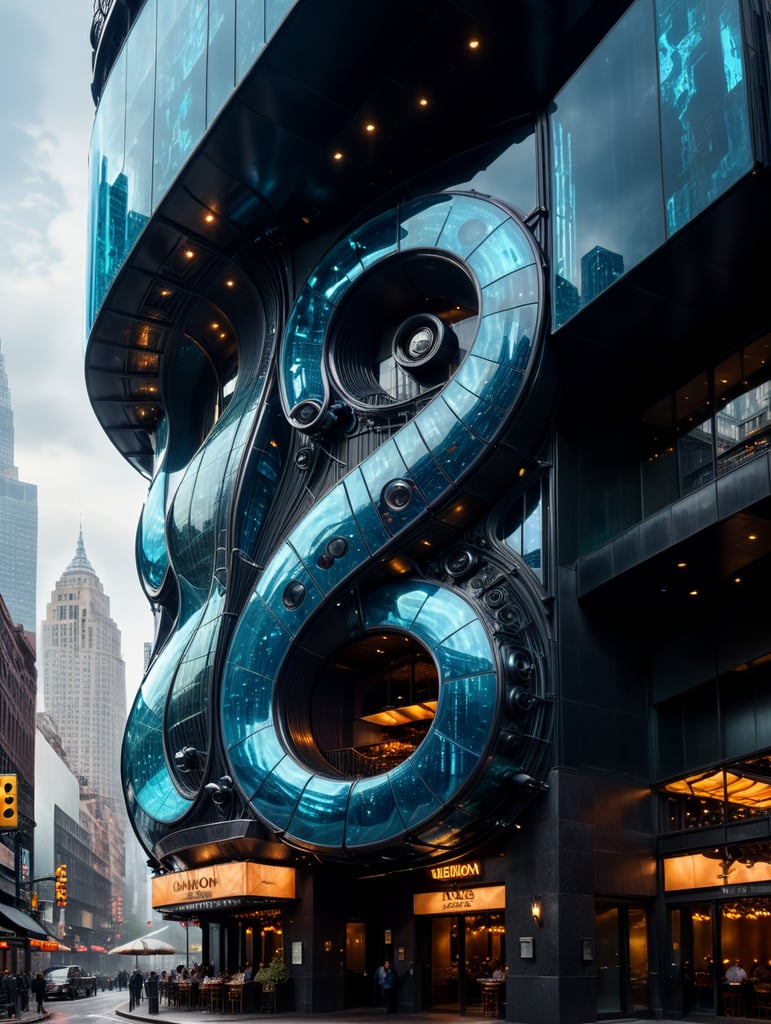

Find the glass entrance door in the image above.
[
  {"left": 596, "top": 902, "right": 649, "bottom": 1016},
  {"left": 420, "top": 912, "right": 506, "bottom": 1015}
]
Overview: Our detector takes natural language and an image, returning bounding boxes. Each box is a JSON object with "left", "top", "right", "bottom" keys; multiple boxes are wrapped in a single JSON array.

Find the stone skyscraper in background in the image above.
[
  {"left": 41, "top": 531, "right": 126, "bottom": 807},
  {"left": 0, "top": 336, "right": 38, "bottom": 640}
]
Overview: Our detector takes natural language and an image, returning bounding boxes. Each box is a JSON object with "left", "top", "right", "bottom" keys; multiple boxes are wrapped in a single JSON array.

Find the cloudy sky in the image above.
[{"left": 0, "top": 2, "right": 153, "bottom": 701}]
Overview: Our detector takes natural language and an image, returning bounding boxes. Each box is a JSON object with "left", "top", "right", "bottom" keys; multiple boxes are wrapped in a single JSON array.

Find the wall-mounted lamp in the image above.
[{"left": 530, "top": 897, "right": 543, "bottom": 928}]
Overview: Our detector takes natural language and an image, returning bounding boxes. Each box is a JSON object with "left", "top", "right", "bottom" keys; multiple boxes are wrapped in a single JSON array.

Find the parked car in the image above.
[{"left": 43, "top": 965, "right": 97, "bottom": 999}]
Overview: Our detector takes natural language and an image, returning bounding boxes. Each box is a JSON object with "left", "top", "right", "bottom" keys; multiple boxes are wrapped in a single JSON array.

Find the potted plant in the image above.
[{"left": 255, "top": 954, "right": 290, "bottom": 991}]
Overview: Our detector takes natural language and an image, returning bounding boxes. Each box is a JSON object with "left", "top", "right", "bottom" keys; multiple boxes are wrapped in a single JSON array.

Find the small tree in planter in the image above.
[{"left": 255, "top": 954, "right": 290, "bottom": 991}]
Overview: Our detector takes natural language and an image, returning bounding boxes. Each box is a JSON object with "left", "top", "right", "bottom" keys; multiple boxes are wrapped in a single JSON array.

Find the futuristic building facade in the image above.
[{"left": 84, "top": 1, "right": 771, "bottom": 1021}]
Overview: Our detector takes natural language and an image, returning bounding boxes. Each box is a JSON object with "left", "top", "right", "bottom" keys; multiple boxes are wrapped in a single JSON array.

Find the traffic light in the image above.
[
  {"left": 0, "top": 775, "right": 17, "bottom": 828},
  {"left": 55, "top": 863, "right": 68, "bottom": 907}
]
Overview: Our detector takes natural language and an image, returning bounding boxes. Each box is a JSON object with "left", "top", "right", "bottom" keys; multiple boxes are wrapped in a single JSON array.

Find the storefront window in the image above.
[
  {"left": 641, "top": 333, "right": 771, "bottom": 516},
  {"left": 661, "top": 754, "right": 771, "bottom": 832}
]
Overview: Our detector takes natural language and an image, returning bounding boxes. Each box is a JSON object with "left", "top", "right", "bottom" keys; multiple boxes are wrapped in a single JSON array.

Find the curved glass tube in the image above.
[{"left": 221, "top": 193, "right": 546, "bottom": 856}]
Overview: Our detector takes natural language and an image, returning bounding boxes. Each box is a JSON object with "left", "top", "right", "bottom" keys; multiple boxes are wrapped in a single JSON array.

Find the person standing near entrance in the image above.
[
  {"left": 375, "top": 960, "right": 396, "bottom": 1013},
  {"left": 30, "top": 973, "right": 46, "bottom": 1015}
]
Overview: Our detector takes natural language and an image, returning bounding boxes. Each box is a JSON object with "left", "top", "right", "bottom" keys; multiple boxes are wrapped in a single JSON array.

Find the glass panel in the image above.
[
  {"left": 284, "top": 485, "right": 369, "bottom": 594},
  {"left": 551, "top": 0, "right": 664, "bottom": 327},
  {"left": 166, "top": 587, "right": 226, "bottom": 791},
  {"left": 137, "top": 472, "right": 169, "bottom": 591},
  {"left": 345, "top": 777, "right": 403, "bottom": 847},
  {"left": 410, "top": 731, "right": 479, "bottom": 803},
  {"left": 280, "top": 290, "right": 333, "bottom": 408},
  {"left": 629, "top": 907, "right": 649, "bottom": 1011},
  {"left": 676, "top": 372, "right": 713, "bottom": 494},
  {"left": 596, "top": 906, "right": 622, "bottom": 1013},
  {"left": 86, "top": 48, "right": 127, "bottom": 331},
  {"left": 451, "top": 130, "right": 537, "bottom": 213},
  {"left": 267, "top": 0, "right": 293, "bottom": 36},
  {"left": 153, "top": 0, "right": 208, "bottom": 207},
  {"left": 415, "top": 399, "right": 486, "bottom": 482},
  {"left": 346, "top": 922, "right": 366, "bottom": 974},
  {"left": 432, "top": 675, "right": 497, "bottom": 754},
  {"left": 252, "top": 754, "right": 308, "bottom": 829},
  {"left": 208, "top": 0, "right": 236, "bottom": 124},
  {"left": 522, "top": 483, "right": 543, "bottom": 580},
  {"left": 124, "top": 1, "right": 155, "bottom": 255},
  {"left": 641, "top": 394, "right": 678, "bottom": 516},
  {"left": 716, "top": 380, "right": 771, "bottom": 475},
  {"left": 286, "top": 775, "right": 352, "bottom": 847},
  {"left": 343, "top": 470, "right": 392, "bottom": 553},
  {"left": 393, "top": 421, "right": 452, "bottom": 504},
  {"left": 692, "top": 906, "right": 715, "bottom": 1011},
  {"left": 389, "top": 760, "right": 442, "bottom": 828},
  {"left": 359, "top": 438, "right": 428, "bottom": 535},
  {"left": 657, "top": 0, "right": 752, "bottom": 234},
  {"left": 435, "top": 195, "right": 508, "bottom": 260},
  {"left": 236, "top": 0, "right": 266, "bottom": 82}
]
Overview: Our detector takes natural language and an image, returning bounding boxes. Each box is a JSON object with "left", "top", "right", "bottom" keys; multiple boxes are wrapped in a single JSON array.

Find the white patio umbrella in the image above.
[{"left": 108, "top": 936, "right": 178, "bottom": 967}]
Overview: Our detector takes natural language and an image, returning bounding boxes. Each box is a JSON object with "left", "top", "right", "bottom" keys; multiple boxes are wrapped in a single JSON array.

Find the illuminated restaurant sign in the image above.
[
  {"left": 414, "top": 885, "right": 506, "bottom": 915},
  {"left": 152, "top": 861, "right": 295, "bottom": 911},
  {"left": 428, "top": 860, "right": 481, "bottom": 881}
]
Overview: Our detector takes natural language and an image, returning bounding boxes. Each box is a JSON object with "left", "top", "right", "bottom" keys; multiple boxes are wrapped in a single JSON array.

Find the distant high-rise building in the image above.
[
  {"left": 41, "top": 531, "right": 126, "bottom": 807},
  {"left": 0, "top": 337, "right": 38, "bottom": 637},
  {"left": 580, "top": 244, "right": 624, "bottom": 305}
]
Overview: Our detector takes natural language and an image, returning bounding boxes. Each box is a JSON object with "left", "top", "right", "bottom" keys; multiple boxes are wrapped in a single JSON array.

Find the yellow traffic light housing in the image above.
[{"left": 0, "top": 775, "right": 18, "bottom": 829}]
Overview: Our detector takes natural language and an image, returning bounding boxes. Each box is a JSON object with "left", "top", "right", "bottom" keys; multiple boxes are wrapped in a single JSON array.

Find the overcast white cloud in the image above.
[{"left": 0, "top": 2, "right": 153, "bottom": 702}]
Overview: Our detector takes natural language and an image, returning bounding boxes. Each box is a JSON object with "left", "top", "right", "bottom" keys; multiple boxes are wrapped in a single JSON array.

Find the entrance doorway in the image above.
[
  {"left": 595, "top": 902, "right": 649, "bottom": 1017},
  {"left": 419, "top": 912, "right": 506, "bottom": 1014}
]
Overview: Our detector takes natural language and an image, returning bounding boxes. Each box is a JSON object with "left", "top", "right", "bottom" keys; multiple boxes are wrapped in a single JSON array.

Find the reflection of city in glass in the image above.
[
  {"left": 641, "top": 334, "right": 771, "bottom": 514},
  {"left": 551, "top": 0, "right": 752, "bottom": 329},
  {"left": 86, "top": 0, "right": 297, "bottom": 332}
]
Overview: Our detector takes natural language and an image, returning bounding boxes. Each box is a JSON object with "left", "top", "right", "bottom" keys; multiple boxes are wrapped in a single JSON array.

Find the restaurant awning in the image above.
[{"left": 0, "top": 904, "right": 49, "bottom": 940}]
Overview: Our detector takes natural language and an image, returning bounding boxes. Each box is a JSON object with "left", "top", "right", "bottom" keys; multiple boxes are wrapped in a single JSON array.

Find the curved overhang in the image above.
[{"left": 84, "top": 0, "right": 636, "bottom": 477}]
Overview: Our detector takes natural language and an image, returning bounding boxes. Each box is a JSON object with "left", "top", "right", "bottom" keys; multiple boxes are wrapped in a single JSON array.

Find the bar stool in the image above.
[
  {"left": 481, "top": 983, "right": 500, "bottom": 1018},
  {"left": 261, "top": 985, "right": 277, "bottom": 1013}
]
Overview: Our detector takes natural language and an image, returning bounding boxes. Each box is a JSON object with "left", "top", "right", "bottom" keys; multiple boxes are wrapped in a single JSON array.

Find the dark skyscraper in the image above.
[
  {"left": 580, "top": 244, "right": 624, "bottom": 305},
  {"left": 0, "top": 337, "right": 38, "bottom": 637}
]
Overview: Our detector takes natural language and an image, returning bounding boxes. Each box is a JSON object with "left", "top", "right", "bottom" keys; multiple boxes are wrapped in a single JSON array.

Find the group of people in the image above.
[{"left": 0, "top": 969, "right": 47, "bottom": 1016}]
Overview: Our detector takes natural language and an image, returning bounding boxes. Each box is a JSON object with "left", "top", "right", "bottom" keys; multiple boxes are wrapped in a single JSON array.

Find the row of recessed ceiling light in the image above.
[{"left": 330, "top": 37, "right": 482, "bottom": 164}]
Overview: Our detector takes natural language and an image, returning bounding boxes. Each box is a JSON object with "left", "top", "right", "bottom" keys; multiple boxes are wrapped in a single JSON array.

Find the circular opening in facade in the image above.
[
  {"left": 286, "top": 632, "right": 439, "bottom": 778},
  {"left": 327, "top": 251, "right": 478, "bottom": 410}
]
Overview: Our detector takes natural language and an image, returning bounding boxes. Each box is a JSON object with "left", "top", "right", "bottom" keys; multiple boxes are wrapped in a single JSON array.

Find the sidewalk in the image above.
[
  {"left": 114, "top": 1002, "right": 484, "bottom": 1024},
  {"left": 110, "top": 1000, "right": 719, "bottom": 1024}
]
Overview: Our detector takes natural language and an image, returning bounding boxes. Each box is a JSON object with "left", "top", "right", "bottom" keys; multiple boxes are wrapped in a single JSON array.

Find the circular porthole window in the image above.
[
  {"left": 327, "top": 251, "right": 478, "bottom": 409},
  {"left": 284, "top": 632, "right": 439, "bottom": 778}
]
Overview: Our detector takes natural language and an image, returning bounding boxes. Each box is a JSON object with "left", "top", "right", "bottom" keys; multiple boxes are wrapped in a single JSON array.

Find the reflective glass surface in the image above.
[
  {"left": 345, "top": 776, "right": 404, "bottom": 847},
  {"left": 551, "top": 0, "right": 753, "bottom": 327},
  {"left": 153, "top": 0, "right": 208, "bottom": 207},
  {"left": 87, "top": 0, "right": 297, "bottom": 332},
  {"left": 343, "top": 470, "right": 392, "bottom": 553},
  {"left": 638, "top": 334, "right": 771, "bottom": 519},
  {"left": 166, "top": 585, "right": 225, "bottom": 791},
  {"left": 236, "top": 0, "right": 266, "bottom": 82},
  {"left": 123, "top": 612, "right": 200, "bottom": 825},
  {"left": 286, "top": 776, "right": 353, "bottom": 847},
  {"left": 86, "top": 46, "right": 127, "bottom": 328},
  {"left": 207, "top": 0, "right": 236, "bottom": 122},
  {"left": 284, "top": 486, "right": 369, "bottom": 595},
  {"left": 657, "top": 0, "right": 751, "bottom": 233},
  {"left": 551, "top": 0, "right": 664, "bottom": 327}
]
